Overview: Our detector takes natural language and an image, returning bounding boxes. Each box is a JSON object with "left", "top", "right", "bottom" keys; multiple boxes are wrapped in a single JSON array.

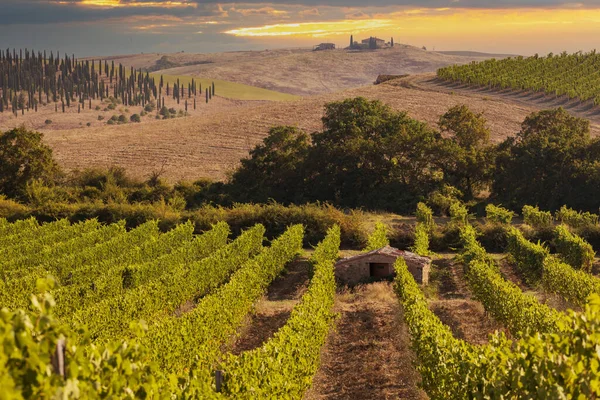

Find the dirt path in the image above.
[
  {"left": 306, "top": 282, "right": 427, "bottom": 400},
  {"left": 404, "top": 74, "right": 600, "bottom": 132},
  {"left": 228, "top": 259, "right": 311, "bottom": 354},
  {"left": 428, "top": 255, "right": 505, "bottom": 345}
]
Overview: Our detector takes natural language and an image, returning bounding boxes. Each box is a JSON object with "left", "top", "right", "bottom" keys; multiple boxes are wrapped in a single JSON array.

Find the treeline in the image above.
[
  {"left": 0, "top": 97, "right": 599, "bottom": 222},
  {"left": 0, "top": 48, "right": 215, "bottom": 116},
  {"left": 228, "top": 98, "right": 600, "bottom": 214}
]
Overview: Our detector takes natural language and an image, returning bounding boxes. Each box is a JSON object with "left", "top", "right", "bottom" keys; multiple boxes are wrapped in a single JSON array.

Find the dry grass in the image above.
[
  {"left": 306, "top": 282, "right": 427, "bottom": 400},
  {"left": 98, "top": 45, "right": 503, "bottom": 96}
]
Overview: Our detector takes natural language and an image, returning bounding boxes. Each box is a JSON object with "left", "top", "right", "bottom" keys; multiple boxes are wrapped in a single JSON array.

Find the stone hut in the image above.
[{"left": 335, "top": 246, "right": 431, "bottom": 285}]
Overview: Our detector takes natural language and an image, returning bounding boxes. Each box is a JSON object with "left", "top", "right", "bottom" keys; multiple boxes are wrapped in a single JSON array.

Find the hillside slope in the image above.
[
  {"left": 42, "top": 75, "right": 600, "bottom": 183},
  {"left": 102, "top": 45, "right": 506, "bottom": 96}
]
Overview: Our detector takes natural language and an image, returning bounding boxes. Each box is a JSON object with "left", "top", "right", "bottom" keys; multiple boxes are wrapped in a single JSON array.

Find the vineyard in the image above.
[
  {"left": 0, "top": 217, "right": 341, "bottom": 398},
  {"left": 2, "top": 201, "right": 600, "bottom": 398},
  {"left": 437, "top": 51, "right": 600, "bottom": 105}
]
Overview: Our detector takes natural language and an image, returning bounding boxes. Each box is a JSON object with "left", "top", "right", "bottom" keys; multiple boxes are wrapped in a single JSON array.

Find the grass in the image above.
[
  {"left": 151, "top": 73, "right": 300, "bottom": 102},
  {"left": 87, "top": 59, "right": 299, "bottom": 102}
]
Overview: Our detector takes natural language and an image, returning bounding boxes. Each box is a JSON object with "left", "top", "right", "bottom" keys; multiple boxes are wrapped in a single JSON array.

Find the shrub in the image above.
[
  {"left": 411, "top": 223, "right": 431, "bottom": 256},
  {"left": 97, "top": 115, "right": 104, "bottom": 121},
  {"left": 427, "top": 185, "right": 463, "bottom": 216},
  {"left": 107, "top": 119, "right": 115, "bottom": 125},
  {"left": 554, "top": 224, "right": 596, "bottom": 272},
  {"left": 95, "top": 105, "right": 101, "bottom": 111},
  {"left": 555, "top": 205, "right": 598, "bottom": 229},
  {"left": 522, "top": 205, "right": 553, "bottom": 228},
  {"left": 86, "top": 122, "right": 91, "bottom": 127},
  {"left": 365, "top": 222, "right": 389, "bottom": 251},
  {"left": 415, "top": 202, "right": 435, "bottom": 231},
  {"left": 485, "top": 204, "right": 514, "bottom": 224},
  {"left": 118, "top": 115, "right": 128, "bottom": 124},
  {"left": 107, "top": 103, "right": 116, "bottom": 110},
  {"left": 44, "top": 119, "right": 52, "bottom": 125},
  {"left": 130, "top": 114, "right": 141, "bottom": 123},
  {"left": 506, "top": 227, "right": 549, "bottom": 282},
  {"left": 0, "top": 127, "right": 61, "bottom": 199},
  {"left": 449, "top": 201, "right": 469, "bottom": 225}
]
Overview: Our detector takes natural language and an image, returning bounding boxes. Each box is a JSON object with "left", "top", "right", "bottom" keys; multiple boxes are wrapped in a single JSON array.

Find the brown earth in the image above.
[
  {"left": 428, "top": 255, "right": 505, "bottom": 345},
  {"left": 306, "top": 282, "right": 427, "bottom": 400},
  {"left": 228, "top": 259, "right": 311, "bottom": 355}
]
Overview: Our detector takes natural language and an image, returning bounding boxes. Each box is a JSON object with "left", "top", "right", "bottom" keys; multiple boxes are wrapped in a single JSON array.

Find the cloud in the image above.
[
  {"left": 230, "top": 6, "right": 289, "bottom": 16},
  {"left": 298, "top": 8, "right": 320, "bottom": 16}
]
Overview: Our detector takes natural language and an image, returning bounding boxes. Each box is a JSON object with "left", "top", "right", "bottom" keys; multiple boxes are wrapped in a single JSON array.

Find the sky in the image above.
[{"left": 1, "top": 0, "right": 600, "bottom": 57}]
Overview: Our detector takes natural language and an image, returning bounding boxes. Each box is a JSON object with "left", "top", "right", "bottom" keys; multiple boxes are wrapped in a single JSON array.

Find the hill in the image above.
[
  {"left": 101, "top": 45, "right": 507, "bottom": 96},
  {"left": 41, "top": 74, "right": 600, "bottom": 183}
]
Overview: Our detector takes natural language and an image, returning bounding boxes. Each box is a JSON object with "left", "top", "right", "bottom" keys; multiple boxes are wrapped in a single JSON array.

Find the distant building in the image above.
[
  {"left": 361, "top": 37, "right": 386, "bottom": 47},
  {"left": 314, "top": 43, "right": 336, "bottom": 51}
]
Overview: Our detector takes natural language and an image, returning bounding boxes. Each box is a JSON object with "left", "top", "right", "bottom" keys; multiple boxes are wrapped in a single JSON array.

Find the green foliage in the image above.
[
  {"left": 130, "top": 113, "right": 141, "bottom": 123},
  {"left": 426, "top": 185, "right": 463, "bottom": 216},
  {"left": 522, "top": 205, "right": 554, "bottom": 228},
  {"left": 466, "top": 259, "right": 566, "bottom": 336},
  {"left": 394, "top": 257, "right": 478, "bottom": 399},
  {"left": 449, "top": 201, "right": 469, "bottom": 225},
  {"left": 506, "top": 226, "right": 549, "bottom": 282},
  {"left": 457, "top": 224, "right": 496, "bottom": 270},
  {"left": 365, "top": 221, "right": 389, "bottom": 251},
  {"left": 556, "top": 205, "right": 599, "bottom": 228},
  {"left": 70, "top": 223, "right": 262, "bottom": 342},
  {"left": 0, "top": 127, "right": 60, "bottom": 199},
  {"left": 411, "top": 223, "right": 431, "bottom": 256},
  {"left": 219, "top": 226, "right": 340, "bottom": 398},
  {"left": 141, "top": 225, "right": 304, "bottom": 371},
  {"left": 542, "top": 256, "right": 600, "bottom": 307},
  {"left": 415, "top": 202, "right": 434, "bottom": 231},
  {"left": 461, "top": 224, "right": 565, "bottom": 336},
  {"left": 554, "top": 224, "right": 596, "bottom": 272},
  {"left": 229, "top": 126, "right": 310, "bottom": 204},
  {"left": 492, "top": 108, "right": 599, "bottom": 211},
  {"left": 485, "top": 204, "right": 515, "bottom": 224},
  {"left": 436, "top": 104, "right": 495, "bottom": 198}
]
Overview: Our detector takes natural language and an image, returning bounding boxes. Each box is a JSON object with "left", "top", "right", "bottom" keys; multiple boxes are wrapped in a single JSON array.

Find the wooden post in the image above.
[
  {"left": 52, "top": 339, "right": 66, "bottom": 377},
  {"left": 215, "top": 370, "right": 223, "bottom": 393}
]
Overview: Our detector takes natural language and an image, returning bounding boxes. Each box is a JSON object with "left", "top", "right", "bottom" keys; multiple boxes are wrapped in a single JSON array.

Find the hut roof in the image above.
[{"left": 337, "top": 246, "right": 405, "bottom": 265}]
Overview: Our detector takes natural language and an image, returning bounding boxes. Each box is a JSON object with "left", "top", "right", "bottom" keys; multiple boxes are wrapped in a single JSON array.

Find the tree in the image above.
[
  {"left": 492, "top": 108, "right": 595, "bottom": 210},
  {"left": 0, "top": 127, "right": 60, "bottom": 199},
  {"left": 434, "top": 105, "right": 495, "bottom": 199},
  {"left": 229, "top": 126, "right": 310, "bottom": 203},
  {"left": 305, "top": 97, "right": 442, "bottom": 211}
]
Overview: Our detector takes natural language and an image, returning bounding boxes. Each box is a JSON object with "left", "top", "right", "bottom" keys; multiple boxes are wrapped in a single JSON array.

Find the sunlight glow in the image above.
[
  {"left": 225, "top": 19, "right": 394, "bottom": 37},
  {"left": 76, "top": 0, "right": 195, "bottom": 8}
]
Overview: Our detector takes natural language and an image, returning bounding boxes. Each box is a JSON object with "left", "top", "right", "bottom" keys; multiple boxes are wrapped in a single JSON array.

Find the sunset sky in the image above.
[{"left": 2, "top": 0, "right": 600, "bottom": 56}]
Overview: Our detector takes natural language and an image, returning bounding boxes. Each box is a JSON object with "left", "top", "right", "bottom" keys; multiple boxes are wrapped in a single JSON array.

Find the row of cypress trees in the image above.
[{"left": 0, "top": 48, "right": 215, "bottom": 116}]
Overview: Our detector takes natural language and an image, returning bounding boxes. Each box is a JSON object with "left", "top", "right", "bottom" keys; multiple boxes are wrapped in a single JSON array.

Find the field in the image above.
[
  {"left": 103, "top": 45, "right": 513, "bottom": 96},
  {"left": 3, "top": 202, "right": 600, "bottom": 398}
]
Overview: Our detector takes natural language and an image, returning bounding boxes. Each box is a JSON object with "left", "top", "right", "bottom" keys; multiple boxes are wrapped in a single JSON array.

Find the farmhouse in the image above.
[
  {"left": 335, "top": 246, "right": 431, "bottom": 285},
  {"left": 314, "top": 43, "right": 336, "bottom": 51},
  {"left": 361, "top": 37, "right": 386, "bottom": 47}
]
